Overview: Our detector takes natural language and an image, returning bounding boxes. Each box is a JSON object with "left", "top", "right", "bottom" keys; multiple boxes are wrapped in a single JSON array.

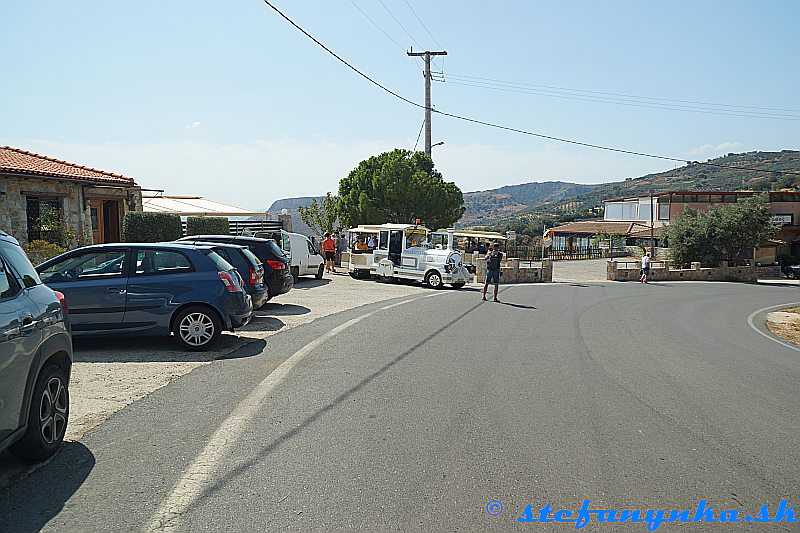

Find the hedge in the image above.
[
  {"left": 122, "top": 212, "right": 183, "bottom": 242},
  {"left": 186, "top": 216, "right": 230, "bottom": 236}
]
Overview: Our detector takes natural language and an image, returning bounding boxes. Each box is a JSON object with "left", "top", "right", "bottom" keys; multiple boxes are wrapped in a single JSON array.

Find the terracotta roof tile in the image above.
[{"left": 0, "top": 146, "right": 136, "bottom": 186}]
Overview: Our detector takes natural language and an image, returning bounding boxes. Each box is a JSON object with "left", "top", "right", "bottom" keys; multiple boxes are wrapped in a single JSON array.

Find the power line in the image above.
[
  {"left": 348, "top": 0, "right": 423, "bottom": 71},
  {"left": 446, "top": 73, "right": 800, "bottom": 115},
  {"left": 413, "top": 119, "right": 425, "bottom": 151},
  {"left": 402, "top": 0, "right": 445, "bottom": 50},
  {"left": 376, "top": 0, "right": 442, "bottom": 71},
  {"left": 260, "top": 0, "right": 800, "bottom": 178},
  {"left": 444, "top": 79, "right": 800, "bottom": 121}
]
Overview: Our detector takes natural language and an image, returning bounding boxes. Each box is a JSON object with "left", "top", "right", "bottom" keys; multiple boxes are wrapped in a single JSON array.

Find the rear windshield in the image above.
[
  {"left": 241, "top": 248, "right": 262, "bottom": 268},
  {"left": 0, "top": 241, "right": 42, "bottom": 287},
  {"left": 204, "top": 250, "right": 235, "bottom": 272},
  {"left": 266, "top": 240, "right": 287, "bottom": 259}
]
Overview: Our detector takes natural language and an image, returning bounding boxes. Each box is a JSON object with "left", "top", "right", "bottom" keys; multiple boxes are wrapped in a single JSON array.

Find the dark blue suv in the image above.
[
  {"left": 0, "top": 230, "right": 72, "bottom": 461},
  {"left": 37, "top": 243, "right": 252, "bottom": 351}
]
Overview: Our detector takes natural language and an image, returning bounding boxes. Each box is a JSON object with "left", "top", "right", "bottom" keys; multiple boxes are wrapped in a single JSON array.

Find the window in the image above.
[
  {"left": 378, "top": 231, "right": 389, "bottom": 250},
  {"left": 39, "top": 250, "right": 126, "bottom": 283},
  {"left": 684, "top": 195, "right": 697, "bottom": 203},
  {"left": 26, "top": 197, "right": 62, "bottom": 242},
  {"left": 639, "top": 204, "right": 652, "bottom": 222},
  {"left": 672, "top": 195, "right": 684, "bottom": 203},
  {"left": 135, "top": 250, "right": 193, "bottom": 275},
  {"left": 621, "top": 203, "right": 637, "bottom": 220},
  {"left": 0, "top": 256, "right": 21, "bottom": 299},
  {"left": 658, "top": 204, "right": 670, "bottom": 220},
  {"left": 604, "top": 203, "right": 623, "bottom": 220},
  {"left": 306, "top": 240, "right": 317, "bottom": 255},
  {"left": 696, "top": 195, "right": 710, "bottom": 203},
  {"left": 709, "top": 195, "right": 723, "bottom": 203},
  {"left": 723, "top": 194, "right": 737, "bottom": 203}
]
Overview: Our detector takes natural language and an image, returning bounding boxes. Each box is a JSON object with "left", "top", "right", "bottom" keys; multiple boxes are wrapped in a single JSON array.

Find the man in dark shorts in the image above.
[
  {"left": 482, "top": 243, "right": 503, "bottom": 302},
  {"left": 321, "top": 232, "right": 336, "bottom": 273}
]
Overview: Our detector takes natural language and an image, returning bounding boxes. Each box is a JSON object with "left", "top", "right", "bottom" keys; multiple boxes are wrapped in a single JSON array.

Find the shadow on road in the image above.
[
  {"left": 194, "top": 297, "right": 486, "bottom": 506},
  {"left": 292, "top": 278, "right": 331, "bottom": 289},
  {"left": 217, "top": 339, "right": 267, "bottom": 360},
  {"left": 496, "top": 301, "right": 536, "bottom": 309},
  {"left": 260, "top": 303, "right": 311, "bottom": 316},
  {"left": 0, "top": 442, "right": 95, "bottom": 533}
]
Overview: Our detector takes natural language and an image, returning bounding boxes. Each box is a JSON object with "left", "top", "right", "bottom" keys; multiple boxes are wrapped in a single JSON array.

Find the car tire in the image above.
[
  {"left": 451, "top": 282, "right": 466, "bottom": 289},
  {"left": 291, "top": 266, "right": 300, "bottom": 284},
  {"left": 9, "top": 363, "right": 69, "bottom": 462},
  {"left": 173, "top": 305, "right": 222, "bottom": 351},
  {"left": 787, "top": 270, "right": 797, "bottom": 279},
  {"left": 425, "top": 270, "right": 444, "bottom": 289},
  {"left": 315, "top": 264, "right": 324, "bottom": 279}
]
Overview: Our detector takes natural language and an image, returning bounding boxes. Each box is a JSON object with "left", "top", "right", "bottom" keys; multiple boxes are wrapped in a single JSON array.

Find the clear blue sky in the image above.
[{"left": 2, "top": 1, "right": 798, "bottom": 210}]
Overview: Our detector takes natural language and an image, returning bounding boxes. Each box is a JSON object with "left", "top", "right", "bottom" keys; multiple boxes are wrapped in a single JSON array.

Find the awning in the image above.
[{"left": 142, "top": 195, "right": 262, "bottom": 217}]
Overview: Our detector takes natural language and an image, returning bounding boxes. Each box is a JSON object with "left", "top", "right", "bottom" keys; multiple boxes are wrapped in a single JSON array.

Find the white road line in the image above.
[
  {"left": 746, "top": 302, "right": 800, "bottom": 353},
  {"left": 380, "top": 299, "right": 415, "bottom": 310},
  {"left": 145, "top": 313, "right": 373, "bottom": 532}
]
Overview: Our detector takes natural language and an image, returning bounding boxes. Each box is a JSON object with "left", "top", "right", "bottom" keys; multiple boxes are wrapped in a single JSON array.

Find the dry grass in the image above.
[{"left": 767, "top": 307, "right": 800, "bottom": 345}]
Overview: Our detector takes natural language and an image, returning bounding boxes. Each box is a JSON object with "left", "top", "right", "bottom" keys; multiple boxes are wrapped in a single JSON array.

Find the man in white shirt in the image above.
[{"left": 640, "top": 252, "right": 651, "bottom": 284}]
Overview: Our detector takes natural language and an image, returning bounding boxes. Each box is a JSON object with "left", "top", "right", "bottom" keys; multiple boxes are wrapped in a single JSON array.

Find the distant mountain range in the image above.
[{"left": 265, "top": 150, "right": 800, "bottom": 234}]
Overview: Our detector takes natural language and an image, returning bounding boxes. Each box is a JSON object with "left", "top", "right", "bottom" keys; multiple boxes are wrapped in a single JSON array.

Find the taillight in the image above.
[
  {"left": 266, "top": 259, "right": 286, "bottom": 271},
  {"left": 54, "top": 290, "right": 68, "bottom": 315},
  {"left": 219, "top": 271, "right": 243, "bottom": 293},
  {"left": 249, "top": 267, "right": 259, "bottom": 284}
]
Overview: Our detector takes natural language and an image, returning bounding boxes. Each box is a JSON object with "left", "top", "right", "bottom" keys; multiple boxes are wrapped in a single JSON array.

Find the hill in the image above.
[
  {"left": 478, "top": 150, "right": 800, "bottom": 233},
  {"left": 458, "top": 181, "right": 597, "bottom": 227}
]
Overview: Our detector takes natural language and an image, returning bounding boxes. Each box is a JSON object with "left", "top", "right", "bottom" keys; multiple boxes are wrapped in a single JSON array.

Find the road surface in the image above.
[{"left": 1, "top": 281, "right": 798, "bottom": 531}]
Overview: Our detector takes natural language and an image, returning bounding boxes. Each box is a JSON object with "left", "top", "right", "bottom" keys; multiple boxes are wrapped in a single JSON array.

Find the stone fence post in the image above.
[{"left": 542, "top": 258, "right": 553, "bottom": 282}]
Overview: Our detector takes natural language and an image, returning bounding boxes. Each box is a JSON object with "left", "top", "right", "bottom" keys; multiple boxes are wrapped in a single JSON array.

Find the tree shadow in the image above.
[{"left": 0, "top": 442, "right": 95, "bottom": 533}]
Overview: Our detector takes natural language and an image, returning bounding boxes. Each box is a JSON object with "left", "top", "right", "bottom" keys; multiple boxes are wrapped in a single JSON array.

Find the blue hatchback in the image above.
[{"left": 37, "top": 243, "right": 252, "bottom": 351}]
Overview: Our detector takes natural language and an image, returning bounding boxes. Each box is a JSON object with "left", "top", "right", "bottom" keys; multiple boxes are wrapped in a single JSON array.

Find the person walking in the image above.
[
  {"left": 322, "top": 232, "right": 337, "bottom": 273},
  {"left": 640, "top": 251, "right": 651, "bottom": 284},
  {"left": 482, "top": 243, "right": 503, "bottom": 302}
]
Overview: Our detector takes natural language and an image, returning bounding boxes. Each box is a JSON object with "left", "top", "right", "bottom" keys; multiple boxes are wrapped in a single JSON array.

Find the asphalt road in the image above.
[{"left": 1, "top": 281, "right": 798, "bottom": 532}]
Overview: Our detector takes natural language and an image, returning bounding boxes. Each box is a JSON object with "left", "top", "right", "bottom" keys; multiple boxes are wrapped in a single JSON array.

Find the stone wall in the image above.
[
  {"left": 607, "top": 260, "right": 757, "bottom": 282},
  {"left": 475, "top": 257, "right": 553, "bottom": 284},
  {"left": 0, "top": 175, "right": 142, "bottom": 246}
]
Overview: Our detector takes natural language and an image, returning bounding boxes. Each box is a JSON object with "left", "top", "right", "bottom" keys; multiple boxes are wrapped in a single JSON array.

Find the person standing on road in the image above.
[
  {"left": 640, "top": 251, "right": 651, "bottom": 284},
  {"left": 483, "top": 243, "right": 503, "bottom": 302},
  {"left": 322, "top": 232, "right": 337, "bottom": 273}
]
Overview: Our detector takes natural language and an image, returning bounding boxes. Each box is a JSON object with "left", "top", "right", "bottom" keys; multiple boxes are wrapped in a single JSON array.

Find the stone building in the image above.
[{"left": 0, "top": 146, "right": 142, "bottom": 246}]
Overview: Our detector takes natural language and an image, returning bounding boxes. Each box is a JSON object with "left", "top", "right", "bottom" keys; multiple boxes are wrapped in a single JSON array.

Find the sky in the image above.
[{"left": 2, "top": 1, "right": 798, "bottom": 211}]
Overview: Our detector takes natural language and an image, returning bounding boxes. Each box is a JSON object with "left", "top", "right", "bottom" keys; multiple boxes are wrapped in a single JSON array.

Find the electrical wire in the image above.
[
  {"left": 348, "top": 0, "right": 423, "bottom": 71},
  {"left": 403, "top": 0, "right": 444, "bottom": 50},
  {"left": 413, "top": 119, "right": 425, "bottom": 151},
  {"left": 261, "top": 0, "right": 800, "bottom": 177},
  {"left": 444, "top": 79, "right": 800, "bottom": 121},
  {"left": 446, "top": 73, "right": 800, "bottom": 115},
  {"left": 376, "top": 0, "right": 442, "bottom": 71}
]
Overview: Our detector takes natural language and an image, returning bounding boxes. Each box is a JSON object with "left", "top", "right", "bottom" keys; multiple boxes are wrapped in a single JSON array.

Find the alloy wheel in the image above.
[
  {"left": 179, "top": 312, "right": 215, "bottom": 347},
  {"left": 39, "top": 377, "right": 67, "bottom": 444}
]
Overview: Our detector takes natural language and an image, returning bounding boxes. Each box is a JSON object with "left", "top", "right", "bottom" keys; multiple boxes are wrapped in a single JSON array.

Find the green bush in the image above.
[
  {"left": 23, "top": 240, "right": 65, "bottom": 266},
  {"left": 122, "top": 212, "right": 183, "bottom": 242},
  {"left": 186, "top": 216, "right": 230, "bottom": 236}
]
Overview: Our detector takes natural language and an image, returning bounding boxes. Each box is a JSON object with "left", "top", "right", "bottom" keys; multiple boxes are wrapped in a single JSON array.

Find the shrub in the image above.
[
  {"left": 186, "top": 216, "right": 230, "bottom": 236},
  {"left": 122, "top": 212, "right": 183, "bottom": 242},
  {"left": 23, "top": 240, "right": 65, "bottom": 266}
]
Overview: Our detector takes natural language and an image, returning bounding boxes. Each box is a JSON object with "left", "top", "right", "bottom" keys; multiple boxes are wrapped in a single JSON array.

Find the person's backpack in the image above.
[{"left": 487, "top": 251, "right": 502, "bottom": 270}]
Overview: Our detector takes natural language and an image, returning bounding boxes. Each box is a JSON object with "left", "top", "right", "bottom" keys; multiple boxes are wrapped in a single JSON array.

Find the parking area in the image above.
[{"left": 0, "top": 273, "right": 429, "bottom": 488}]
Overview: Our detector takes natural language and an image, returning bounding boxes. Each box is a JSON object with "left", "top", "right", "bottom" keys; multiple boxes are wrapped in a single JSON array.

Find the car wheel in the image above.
[
  {"left": 425, "top": 270, "right": 444, "bottom": 289},
  {"left": 9, "top": 363, "right": 69, "bottom": 462},
  {"left": 451, "top": 282, "right": 466, "bottom": 289},
  {"left": 173, "top": 305, "right": 222, "bottom": 351},
  {"left": 787, "top": 270, "right": 797, "bottom": 279},
  {"left": 291, "top": 266, "right": 300, "bottom": 284},
  {"left": 315, "top": 264, "right": 324, "bottom": 279}
]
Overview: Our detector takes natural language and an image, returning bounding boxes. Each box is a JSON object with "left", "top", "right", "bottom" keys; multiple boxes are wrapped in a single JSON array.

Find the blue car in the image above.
[{"left": 37, "top": 243, "right": 253, "bottom": 351}]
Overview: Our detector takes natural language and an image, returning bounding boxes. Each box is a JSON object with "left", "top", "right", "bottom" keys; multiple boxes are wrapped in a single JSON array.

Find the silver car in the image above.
[{"left": 0, "top": 230, "right": 72, "bottom": 461}]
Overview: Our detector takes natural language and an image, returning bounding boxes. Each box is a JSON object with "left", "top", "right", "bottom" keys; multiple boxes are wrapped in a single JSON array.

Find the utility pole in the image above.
[{"left": 407, "top": 49, "right": 447, "bottom": 157}]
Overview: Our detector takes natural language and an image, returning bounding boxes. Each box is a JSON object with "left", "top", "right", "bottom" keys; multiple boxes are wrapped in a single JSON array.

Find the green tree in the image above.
[
  {"left": 664, "top": 195, "right": 779, "bottom": 267},
  {"left": 34, "top": 206, "right": 76, "bottom": 248},
  {"left": 297, "top": 192, "right": 342, "bottom": 236},
  {"left": 338, "top": 149, "right": 465, "bottom": 229}
]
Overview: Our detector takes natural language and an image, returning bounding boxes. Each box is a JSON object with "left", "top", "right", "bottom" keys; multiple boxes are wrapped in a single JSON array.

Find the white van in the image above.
[{"left": 282, "top": 231, "right": 325, "bottom": 282}]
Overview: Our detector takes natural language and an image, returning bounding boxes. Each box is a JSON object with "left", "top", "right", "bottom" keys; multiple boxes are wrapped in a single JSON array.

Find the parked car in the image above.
[
  {"left": 282, "top": 231, "right": 325, "bottom": 282},
  {"left": 171, "top": 241, "right": 268, "bottom": 309},
  {"left": 178, "top": 235, "right": 293, "bottom": 300},
  {"left": 37, "top": 243, "right": 252, "bottom": 351},
  {"left": 0, "top": 229, "right": 72, "bottom": 461},
  {"left": 782, "top": 263, "right": 800, "bottom": 279}
]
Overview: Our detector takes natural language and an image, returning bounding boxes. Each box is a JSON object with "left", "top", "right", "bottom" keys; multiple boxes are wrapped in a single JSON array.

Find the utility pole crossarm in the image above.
[{"left": 407, "top": 49, "right": 447, "bottom": 158}]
